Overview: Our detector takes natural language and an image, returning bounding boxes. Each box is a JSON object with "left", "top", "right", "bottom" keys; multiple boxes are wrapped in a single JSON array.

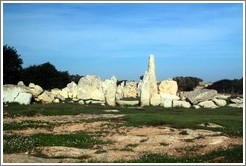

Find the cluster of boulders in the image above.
[{"left": 3, "top": 54, "right": 243, "bottom": 109}]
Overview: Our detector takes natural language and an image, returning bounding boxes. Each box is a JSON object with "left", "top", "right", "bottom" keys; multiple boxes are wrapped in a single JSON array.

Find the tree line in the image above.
[
  {"left": 3, "top": 45, "right": 243, "bottom": 94},
  {"left": 3, "top": 45, "right": 81, "bottom": 89}
]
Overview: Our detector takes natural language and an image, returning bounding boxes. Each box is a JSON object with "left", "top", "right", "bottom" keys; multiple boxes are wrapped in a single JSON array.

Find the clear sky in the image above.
[{"left": 3, "top": 2, "right": 243, "bottom": 82}]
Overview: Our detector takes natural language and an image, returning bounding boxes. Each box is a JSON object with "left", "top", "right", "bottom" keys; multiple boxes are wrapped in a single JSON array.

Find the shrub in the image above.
[
  {"left": 207, "top": 78, "right": 243, "bottom": 95},
  {"left": 173, "top": 76, "right": 203, "bottom": 91}
]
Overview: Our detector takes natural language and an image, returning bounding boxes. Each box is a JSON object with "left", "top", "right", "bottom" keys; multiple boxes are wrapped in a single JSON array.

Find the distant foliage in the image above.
[
  {"left": 173, "top": 76, "right": 203, "bottom": 91},
  {"left": 3, "top": 45, "right": 23, "bottom": 84},
  {"left": 69, "top": 74, "right": 83, "bottom": 84},
  {"left": 21, "top": 62, "right": 70, "bottom": 89},
  {"left": 207, "top": 78, "right": 243, "bottom": 95}
]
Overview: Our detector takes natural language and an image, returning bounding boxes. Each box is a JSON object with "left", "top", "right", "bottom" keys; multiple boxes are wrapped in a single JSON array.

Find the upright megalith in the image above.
[
  {"left": 140, "top": 54, "right": 158, "bottom": 106},
  {"left": 103, "top": 76, "right": 117, "bottom": 106}
]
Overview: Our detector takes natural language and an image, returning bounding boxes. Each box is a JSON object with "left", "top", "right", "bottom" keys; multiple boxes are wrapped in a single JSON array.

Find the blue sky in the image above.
[{"left": 3, "top": 3, "right": 243, "bottom": 82}]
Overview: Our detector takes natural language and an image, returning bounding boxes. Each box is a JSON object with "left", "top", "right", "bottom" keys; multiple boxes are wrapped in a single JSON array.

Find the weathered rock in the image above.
[
  {"left": 173, "top": 100, "right": 191, "bottom": 108},
  {"left": 60, "top": 88, "right": 69, "bottom": 99},
  {"left": 116, "top": 81, "right": 125, "bottom": 100},
  {"left": 85, "top": 100, "right": 105, "bottom": 105},
  {"left": 3, "top": 85, "right": 32, "bottom": 105},
  {"left": 198, "top": 101, "right": 218, "bottom": 109},
  {"left": 193, "top": 105, "right": 201, "bottom": 109},
  {"left": 160, "top": 94, "right": 180, "bottom": 101},
  {"left": 51, "top": 88, "right": 62, "bottom": 96},
  {"left": 140, "top": 71, "right": 151, "bottom": 106},
  {"left": 150, "top": 94, "right": 161, "bottom": 106},
  {"left": 212, "top": 99, "right": 227, "bottom": 107},
  {"left": 77, "top": 75, "right": 105, "bottom": 101},
  {"left": 17, "top": 81, "right": 25, "bottom": 86},
  {"left": 29, "top": 83, "right": 43, "bottom": 98},
  {"left": 178, "top": 91, "right": 188, "bottom": 101},
  {"left": 53, "top": 99, "right": 60, "bottom": 103},
  {"left": 159, "top": 79, "right": 178, "bottom": 95},
  {"left": 37, "top": 91, "right": 55, "bottom": 104},
  {"left": 123, "top": 81, "right": 138, "bottom": 98},
  {"left": 78, "top": 100, "right": 84, "bottom": 105},
  {"left": 215, "top": 94, "right": 231, "bottom": 100},
  {"left": 186, "top": 89, "right": 218, "bottom": 104},
  {"left": 228, "top": 103, "right": 243, "bottom": 108},
  {"left": 140, "top": 54, "right": 158, "bottom": 106},
  {"left": 160, "top": 100, "right": 172, "bottom": 108},
  {"left": 230, "top": 97, "right": 243, "bottom": 104},
  {"left": 67, "top": 81, "right": 78, "bottom": 99},
  {"left": 116, "top": 100, "right": 139, "bottom": 106},
  {"left": 103, "top": 76, "right": 117, "bottom": 106}
]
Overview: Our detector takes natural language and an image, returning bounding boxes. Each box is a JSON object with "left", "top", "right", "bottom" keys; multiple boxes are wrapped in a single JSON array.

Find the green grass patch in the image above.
[
  {"left": 3, "top": 121, "right": 54, "bottom": 130},
  {"left": 3, "top": 103, "right": 115, "bottom": 117},
  {"left": 123, "top": 106, "right": 243, "bottom": 136},
  {"left": 128, "top": 145, "right": 243, "bottom": 163},
  {"left": 3, "top": 132, "right": 105, "bottom": 154}
]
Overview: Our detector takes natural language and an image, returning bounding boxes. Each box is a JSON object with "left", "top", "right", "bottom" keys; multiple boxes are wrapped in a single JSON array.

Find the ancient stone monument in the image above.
[{"left": 140, "top": 54, "right": 158, "bottom": 106}]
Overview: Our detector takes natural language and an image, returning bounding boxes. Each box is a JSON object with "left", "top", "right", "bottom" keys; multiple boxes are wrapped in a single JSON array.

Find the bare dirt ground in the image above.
[{"left": 3, "top": 113, "right": 243, "bottom": 163}]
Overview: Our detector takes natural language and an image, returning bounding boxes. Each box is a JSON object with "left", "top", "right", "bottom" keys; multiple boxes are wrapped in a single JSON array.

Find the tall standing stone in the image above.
[
  {"left": 140, "top": 54, "right": 158, "bottom": 106},
  {"left": 103, "top": 76, "right": 117, "bottom": 106}
]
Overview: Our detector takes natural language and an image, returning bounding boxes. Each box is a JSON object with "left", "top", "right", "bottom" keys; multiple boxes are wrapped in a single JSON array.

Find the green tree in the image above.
[
  {"left": 3, "top": 45, "right": 23, "bottom": 84},
  {"left": 21, "top": 62, "right": 70, "bottom": 89}
]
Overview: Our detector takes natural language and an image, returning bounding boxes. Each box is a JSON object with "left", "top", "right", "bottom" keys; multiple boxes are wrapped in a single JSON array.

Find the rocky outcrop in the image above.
[
  {"left": 140, "top": 54, "right": 158, "bottom": 106},
  {"left": 3, "top": 84, "right": 32, "bottom": 105},
  {"left": 186, "top": 89, "right": 218, "bottom": 104},
  {"left": 77, "top": 75, "right": 105, "bottom": 101},
  {"left": 159, "top": 79, "right": 178, "bottom": 95},
  {"left": 103, "top": 76, "right": 117, "bottom": 106}
]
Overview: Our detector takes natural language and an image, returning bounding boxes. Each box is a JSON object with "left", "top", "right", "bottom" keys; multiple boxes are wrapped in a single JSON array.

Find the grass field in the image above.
[{"left": 2, "top": 103, "right": 244, "bottom": 163}]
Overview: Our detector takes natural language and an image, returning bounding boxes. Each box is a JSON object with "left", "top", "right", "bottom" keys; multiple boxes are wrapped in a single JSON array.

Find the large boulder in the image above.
[
  {"left": 212, "top": 99, "right": 227, "bottom": 107},
  {"left": 198, "top": 101, "right": 218, "bottom": 109},
  {"left": 140, "top": 55, "right": 158, "bottom": 106},
  {"left": 3, "top": 84, "right": 32, "bottom": 105},
  {"left": 159, "top": 79, "right": 178, "bottom": 95},
  {"left": 186, "top": 89, "right": 218, "bottom": 104},
  {"left": 37, "top": 91, "right": 55, "bottom": 104},
  {"left": 67, "top": 81, "right": 78, "bottom": 99},
  {"left": 173, "top": 100, "right": 191, "bottom": 108},
  {"left": 103, "top": 76, "right": 117, "bottom": 106},
  {"left": 123, "top": 81, "right": 138, "bottom": 98},
  {"left": 77, "top": 75, "right": 105, "bottom": 101},
  {"left": 29, "top": 83, "right": 43, "bottom": 98}
]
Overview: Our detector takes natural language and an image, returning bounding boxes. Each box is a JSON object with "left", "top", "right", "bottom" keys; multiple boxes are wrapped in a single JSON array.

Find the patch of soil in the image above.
[{"left": 3, "top": 114, "right": 243, "bottom": 163}]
